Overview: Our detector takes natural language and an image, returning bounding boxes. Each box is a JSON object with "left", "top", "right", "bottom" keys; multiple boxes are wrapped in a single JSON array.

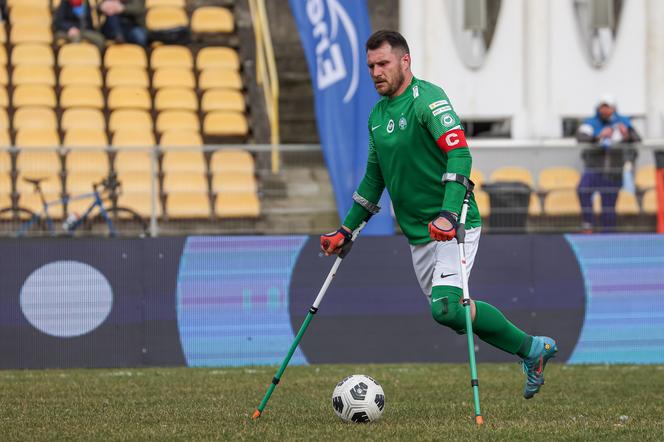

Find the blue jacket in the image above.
[{"left": 576, "top": 109, "right": 639, "bottom": 143}]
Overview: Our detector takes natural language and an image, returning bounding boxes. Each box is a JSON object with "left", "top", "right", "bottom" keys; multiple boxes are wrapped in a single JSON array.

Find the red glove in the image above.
[
  {"left": 320, "top": 227, "right": 352, "bottom": 255},
  {"left": 428, "top": 211, "right": 458, "bottom": 241}
]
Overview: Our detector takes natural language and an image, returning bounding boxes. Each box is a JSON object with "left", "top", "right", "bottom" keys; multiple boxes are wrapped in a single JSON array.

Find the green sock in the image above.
[{"left": 473, "top": 300, "right": 532, "bottom": 357}]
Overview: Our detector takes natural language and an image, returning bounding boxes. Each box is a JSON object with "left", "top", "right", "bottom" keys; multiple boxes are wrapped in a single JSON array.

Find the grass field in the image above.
[{"left": 1, "top": 363, "right": 663, "bottom": 441}]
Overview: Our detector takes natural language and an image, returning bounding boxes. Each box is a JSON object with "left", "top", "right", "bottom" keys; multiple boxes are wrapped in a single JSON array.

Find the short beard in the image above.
[{"left": 380, "top": 70, "right": 405, "bottom": 97}]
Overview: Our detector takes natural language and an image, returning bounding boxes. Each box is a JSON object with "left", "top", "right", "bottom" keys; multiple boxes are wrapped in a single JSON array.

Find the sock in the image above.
[{"left": 473, "top": 300, "right": 532, "bottom": 357}]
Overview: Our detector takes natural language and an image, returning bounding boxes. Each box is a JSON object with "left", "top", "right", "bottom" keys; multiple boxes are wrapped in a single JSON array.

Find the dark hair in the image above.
[{"left": 365, "top": 30, "right": 410, "bottom": 54}]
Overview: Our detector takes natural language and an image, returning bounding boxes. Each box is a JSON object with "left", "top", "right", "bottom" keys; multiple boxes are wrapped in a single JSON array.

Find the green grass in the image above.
[{"left": 1, "top": 364, "right": 663, "bottom": 441}]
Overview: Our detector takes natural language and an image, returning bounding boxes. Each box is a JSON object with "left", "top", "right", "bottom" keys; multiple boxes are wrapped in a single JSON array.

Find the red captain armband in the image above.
[{"left": 436, "top": 129, "right": 468, "bottom": 153}]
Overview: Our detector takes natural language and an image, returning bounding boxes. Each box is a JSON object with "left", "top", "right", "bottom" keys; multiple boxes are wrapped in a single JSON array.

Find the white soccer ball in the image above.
[{"left": 331, "top": 374, "right": 385, "bottom": 423}]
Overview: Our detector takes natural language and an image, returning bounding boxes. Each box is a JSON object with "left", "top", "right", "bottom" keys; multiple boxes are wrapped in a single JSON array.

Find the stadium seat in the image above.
[
  {"left": 15, "top": 129, "right": 60, "bottom": 147},
  {"left": 529, "top": 193, "right": 542, "bottom": 216},
  {"left": 13, "top": 107, "right": 58, "bottom": 131},
  {"left": 106, "top": 67, "right": 150, "bottom": 88},
  {"left": 59, "top": 66, "right": 103, "bottom": 88},
  {"left": 16, "top": 173, "right": 60, "bottom": 193},
  {"left": 473, "top": 189, "right": 490, "bottom": 216},
  {"left": 201, "top": 89, "right": 244, "bottom": 112},
  {"left": 0, "top": 129, "right": 10, "bottom": 146},
  {"left": 112, "top": 130, "right": 156, "bottom": 148},
  {"left": 212, "top": 173, "right": 257, "bottom": 193},
  {"left": 0, "top": 149, "right": 10, "bottom": 172},
  {"left": 198, "top": 68, "right": 242, "bottom": 91},
  {"left": 159, "top": 131, "right": 203, "bottom": 147},
  {"left": 0, "top": 23, "right": 5, "bottom": 45},
  {"left": 615, "top": 190, "right": 639, "bottom": 215},
  {"left": 117, "top": 192, "right": 156, "bottom": 218},
  {"left": 104, "top": 44, "right": 147, "bottom": 68},
  {"left": 60, "top": 86, "right": 104, "bottom": 109},
  {"left": 67, "top": 172, "right": 109, "bottom": 193},
  {"left": 154, "top": 88, "right": 198, "bottom": 112},
  {"left": 10, "top": 24, "right": 52, "bottom": 45},
  {"left": 107, "top": 86, "right": 152, "bottom": 110},
  {"left": 16, "top": 151, "right": 60, "bottom": 174},
  {"left": 470, "top": 169, "right": 485, "bottom": 190},
  {"left": 215, "top": 192, "right": 260, "bottom": 218},
  {"left": 152, "top": 68, "right": 196, "bottom": 89},
  {"left": 0, "top": 67, "right": 7, "bottom": 86},
  {"left": 543, "top": 190, "right": 581, "bottom": 215},
  {"left": 115, "top": 152, "right": 152, "bottom": 173},
  {"left": 146, "top": 0, "right": 186, "bottom": 8},
  {"left": 0, "top": 89, "right": 7, "bottom": 108},
  {"left": 7, "top": 0, "right": 52, "bottom": 6},
  {"left": 642, "top": 188, "right": 658, "bottom": 214},
  {"left": 146, "top": 6, "right": 189, "bottom": 30},
  {"left": 635, "top": 165, "right": 655, "bottom": 191},
  {"left": 162, "top": 172, "right": 207, "bottom": 193},
  {"left": 11, "top": 44, "right": 54, "bottom": 66},
  {"left": 0, "top": 46, "right": 5, "bottom": 66},
  {"left": 196, "top": 47, "right": 240, "bottom": 71},
  {"left": 489, "top": 166, "right": 535, "bottom": 188},
  {"left": 166, "top": 192, "right": 211, "bottom": 218},
  {"left": 156, "top": 110, "right": 199, "bottom": 133},
  {"left": 161, "top": 150, "right": 206, "bottom": 173},
  {"left": 18, "top": 192, "right": 64, "bottom": 218},
  {"left": 13, "top": 85, "right": 56, "bottom": 108},
  {"left": 58, "top": 43, "right": 101, "bottom": 67},
  {"left": 63, "top": 129, "right": 108, "bottom": 148},
  {"left": 7, "top": 5, "right": 51, "bottom": 26},
  {"left": 151, "top": 45, "right": 193, "bottom": 70},
  {"left": 210, "top": 149, "right": 254, "bottom": 174},
  {"left": 538, "top": 166, "right": 581, "bottom": 191},
  {"left": 66, "top": 149, "right": 109, "bottom": 174},
  {"left": 0, "top": 109, "right": 8, "bottom": 131},
  {"left": 61, "top": 108, "right": 106, "bottom": 131},
  {"left": 115, "top": 170, "right": 153, "bottom": 191},
  {"left": 203, "top": 111, "right": 248, "bottom": 137},
  {"left": 191, "top": 7, "right": 234, "bottom": 34},
  {"left": 109, "top": 109, "right": 153, "bottom": 133},
  {"left": 12, "top": 65, "right": 55, "bottom": 86}
]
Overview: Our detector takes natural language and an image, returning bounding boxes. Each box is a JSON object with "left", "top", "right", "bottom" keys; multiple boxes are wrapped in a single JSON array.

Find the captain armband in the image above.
[
  {"left": 436, "top": 128, "right": 468, "bottom": 153},
  {"left": 352, "top": 192, "right": 381, "bottom": 214}
]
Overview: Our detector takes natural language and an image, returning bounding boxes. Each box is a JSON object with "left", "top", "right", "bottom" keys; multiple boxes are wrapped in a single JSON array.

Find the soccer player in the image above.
[{"left": 320, "top": 30, "right": 557, "bottom": 399}]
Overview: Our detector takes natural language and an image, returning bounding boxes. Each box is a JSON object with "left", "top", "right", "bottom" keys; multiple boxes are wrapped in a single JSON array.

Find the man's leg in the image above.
[
  {"left": 123, "top": 24, "right": 148, "bottom": 46},
  {"left": 599, "top": 177, "right": 620, "bottom": 232},
  {"left": 578, "top": 171, "right": 598, "bottom": 231},
  {"left": 102, "top": 15, "right": 124, "bottom": 42}
]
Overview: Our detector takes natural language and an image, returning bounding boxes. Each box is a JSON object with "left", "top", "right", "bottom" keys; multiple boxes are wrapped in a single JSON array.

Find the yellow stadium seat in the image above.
[
  {"left": 198, "top": 68, "right": 242, "bottom": 91},
  {"left": 59, "top": 66, "right": 103, "bottom": 88},
  {"left": 0, "top": 149, "right": 11, "bottom": 172},
  {"left": 13, "top": 107, "right": 57, "bottom": 131},
  {"left": 161, "top": 150, "right": 205, "bottom": 173},
  {"left": 67, "top": 172, "right": 108, "bottom": 193},
  {"left": 615, "top": 190, "right": 639, "bottom": 215},
  {"left": 538, "top": 166, "right": 581, "bottom": 192},
  {"left": 470, "top": 169, "right": 484, "bottom": 190},
  {"left": 156, "top": 110, "right": 199, "bottom": 133},
  {"left": 0, "top": 129, "right": 10, "bottom": 146},
  {"left": 60, "top": 86, "right": 104, "bottom": 109},
  {"left": 543, "top": 190, "right": 581, "bottom": 215},
  {"left": 116, "top": 170, "right": 153, "bottom": 191},
  {"left": 0, "top": 110, "right": 8, "bottom": 132},
  {"left": 474, "top": 189, "right": 490, "bottom": 216},
  {"left": 210, "top": 149, "right": 254, "bottom": 174},
  {"left": 201, "top": 89, "right": 244, "bottom": 113},
  {"left": 114, "top": 152, "right": 152, "bottom": 173},
  {"left": 0, "top": 89, "right": 7, "bottom": 108},
  {"left": 203, "top": 111, "right": 248, "bottom": 137},
  {"left": 18, "top": 192, "right": 64, "bottom": 218},
  {"left": 151, "top": 45, "right": 193, "bottom": 70},
  {"left": 61, "top": 108, "right": 106, "bottom": 131},
  {"left": 112, "top": 130, "right": 156, "bottom": 148},
  {"left": 146, "top": 0, "right": 185, "bottom": 8},
  {"left": 0, "top": 46, "right": 6, "bottom": 66},
  {"left": 489, "top": 166, "right": 535, "bottom": 188},
  {"left": 16, "top": 151, "right": 60, "bottom": 174},
  {"left": 12, "top": 65, "right": 55, "bottom": 86},
  {"left": 58, "top": 43, "right": 101, "bottom": 67},
  {"left": 66, "top": 149, "right": 109, "bottom": 174},
  {"left": 117, "top": 192, "right": 157, "bottom": 218},
  {"left": 642, "top": 188, "right": 658, "bottom": 215},
  {"left": 153, "top": 88, "right": 197, "bottom": 112},
  {"left": 162, "top": 172, "right": 207, "bottom": 193},
  {"left": 159, "top": 131, "right": 203, "bottom": 147},
  {"left": 13, "top": 85, "right": 56, "bottom": 108},
  {"left": 152, "top": 68, "right": 195, "bottom": 89},
  {"left": 166, "top": 192, "right": 210, "bottom": 218},
  {"left": 635, "top": 165, "right": 656, "bottom": 191},
  {"left": 104, "top": 44, "right": 147, "bottom": 68},
  {"left": 212, "top": 173, "right": 257, "bottom": 193},
  {"left": 0, "top": 67, "right": 7, "bottom": 86},
  {"left": 12, "top": 44, "right": 53, "bottom": 67},
  {"left": 109, "top": 109, "right": 153, "bottom": 133},
  {"left": 196, "top": 47, "right": 240, "bottom": 71},
  {"left": 0, "top": 23, "right": 5, "bottom": 45},
  {"left": 7, "top": 0, "right": 52, "bottom": 6},
  {"left": 529, "top": 193, "right": 542, "bottom": 216},
  {"left": 191, "top": 7, "right": 234, "bottom": 33},
  {"left": 107, "top": 86, "right": 152, "bottom": 110},
  {"left": 15, "top": 129, "right": 60, "bottom": 148},
  {"left": 8, "top": 5, "right": 51, "bottom": 26},
  {"left": 106, "top": 67, "right": 150, "bottom": 88},
  {"left": 215, "top": 192, "right": 259, "bottom": 218},
  {"left": 63, "top": 129, "right": 108, "bottom": 148},
  {"left": 0, "top": 174, "right": 9, "bottom": 196},
  {"left": 146, "top": 6, "right": 189, "bottom": 31},
  {"left": 16, "top": 173, "right": 60, "bottom": 193},
  {"left": 10, "top": 24, "right": 52, "bottom": 45}
]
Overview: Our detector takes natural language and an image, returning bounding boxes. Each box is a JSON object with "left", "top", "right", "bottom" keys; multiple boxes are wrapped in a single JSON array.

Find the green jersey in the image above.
[{"left": 343, "top": 76, "right": 481, "bottom": 244}]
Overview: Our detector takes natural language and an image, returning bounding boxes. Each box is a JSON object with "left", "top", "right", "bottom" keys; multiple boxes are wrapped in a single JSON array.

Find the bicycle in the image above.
[{"left": 0, "top": 175, "right": 149, "bottom": 237}]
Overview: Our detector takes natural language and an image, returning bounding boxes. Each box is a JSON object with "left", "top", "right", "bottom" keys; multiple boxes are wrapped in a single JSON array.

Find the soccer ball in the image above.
[{"left": 331, "top": 374, "right": 385, "bottom": 423}]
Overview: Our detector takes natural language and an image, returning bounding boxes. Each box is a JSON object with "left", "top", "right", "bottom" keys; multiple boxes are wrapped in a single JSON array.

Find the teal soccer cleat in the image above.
[{"left": 521, "top": 336, "right": 558, "bottom": 399}]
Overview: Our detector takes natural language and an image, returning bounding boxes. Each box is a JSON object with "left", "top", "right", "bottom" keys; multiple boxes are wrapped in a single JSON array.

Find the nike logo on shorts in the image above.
[{"left": 440, "top": 273, "right": 456, "bottom": 279}]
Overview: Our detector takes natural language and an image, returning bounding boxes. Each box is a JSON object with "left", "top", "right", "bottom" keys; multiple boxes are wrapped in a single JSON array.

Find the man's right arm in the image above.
[{"left": 576, "top": 119, "right": 596, "bottom": 143}]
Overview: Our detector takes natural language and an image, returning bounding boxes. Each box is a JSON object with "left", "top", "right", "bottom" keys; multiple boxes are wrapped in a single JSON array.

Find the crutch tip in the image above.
[
  {"left": 252, "top": 410, "right": 261, "bottom": 420},
  {"left": 475, "top": 415, "right": 484, "bottom": 425}
]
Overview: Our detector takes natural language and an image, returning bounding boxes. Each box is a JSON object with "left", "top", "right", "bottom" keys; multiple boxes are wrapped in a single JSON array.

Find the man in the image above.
[
  {"left": 576, "top": 95, "right": 640, "bottom": 232},
  {"left": 54, "top": 0, "right": 106, "bottom": 50},
  {"left": 320, "top": 30, "right": 557, "bottom": 399},
  {"left": 99, "top": 0, "right": 147, "bottom": 46}
]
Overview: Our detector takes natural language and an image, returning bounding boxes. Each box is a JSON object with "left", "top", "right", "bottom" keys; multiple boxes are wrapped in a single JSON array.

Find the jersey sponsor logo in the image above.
[
  {"left": 386, "top": 119, "right": 395, "bottom": 133},
  {"left": 432, "top": 105, "right": 452, "bottom": 117},
  {"left": 398, "top": 116, "right": 407, "bottom": 130},
  {"left": 441, "top": 113, "right": 456, "bottom": 127},
  {"left": 371, "top": 124, "right": 382, "bottom": 131},
  {"left": 436, "top": 129, "right": 468, "bottom": 152},
  {"left": 428, "top": 99, "right": 449, "bottom": 110}
]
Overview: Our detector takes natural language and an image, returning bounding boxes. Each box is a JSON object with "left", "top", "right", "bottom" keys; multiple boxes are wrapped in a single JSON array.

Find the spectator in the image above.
[
  {"left": 99, "top": 0, "right": 147, "bottom": 46},
  {"left": 576, "top": 95, "right": 641, "bottom": 233},
  {"left": 54, "top": 0, "right": 106, "bottom": 50}
]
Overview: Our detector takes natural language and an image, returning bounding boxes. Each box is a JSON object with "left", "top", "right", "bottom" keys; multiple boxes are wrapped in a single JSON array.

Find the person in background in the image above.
[
  {"left": 99, "top": 0, "right": 147, "bottom": 46},
  {"left": 576, "top": 95, "right": 641, "bottom": 233},
  {"left": 54, "top": 0, "right": 106, "bottom": 50}
]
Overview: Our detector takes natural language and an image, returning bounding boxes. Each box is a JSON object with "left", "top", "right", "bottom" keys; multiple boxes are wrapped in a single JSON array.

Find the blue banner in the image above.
[{"left": 288, "top": 0, "right": 394, "bottom": 234}]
